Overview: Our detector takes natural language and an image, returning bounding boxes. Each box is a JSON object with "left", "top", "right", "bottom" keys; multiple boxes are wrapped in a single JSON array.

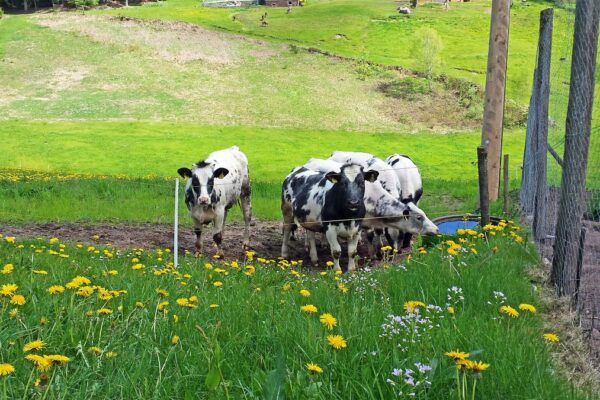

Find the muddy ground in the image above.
[{"left": 0, "top": 221, "right": 403, "bottom": 269}]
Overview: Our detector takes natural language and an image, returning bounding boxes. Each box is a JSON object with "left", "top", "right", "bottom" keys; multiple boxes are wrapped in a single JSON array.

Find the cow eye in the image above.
[{"left": 416, "top": 215, "right": 423, "bottom": 221}]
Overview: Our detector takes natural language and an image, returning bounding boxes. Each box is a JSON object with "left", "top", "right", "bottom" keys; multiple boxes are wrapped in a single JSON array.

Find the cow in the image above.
[
  {"left": 328, "top": 151, "right": 437, "bottom": 254},
  {"left": 177, "top": 146, "right": 252, "bottom": 257},
  {"left": 386, "top": 154, "right": 424, "bottom": 249},
  {"left": 281, "top": 163, "right": 378, "bottom": 272}
]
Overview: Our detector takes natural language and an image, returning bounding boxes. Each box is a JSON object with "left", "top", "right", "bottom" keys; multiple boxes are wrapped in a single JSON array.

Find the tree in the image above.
[{"left": 411, "top": 28, "right": 443, "bottom": 91}]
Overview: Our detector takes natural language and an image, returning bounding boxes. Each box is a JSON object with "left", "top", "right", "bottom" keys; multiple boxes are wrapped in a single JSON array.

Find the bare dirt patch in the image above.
[
  {"left": 34, "top": 14, "right": 279, "bottom": 65},
  {"left": 0, "top": 221, "right": 400, "bottom": 269}
]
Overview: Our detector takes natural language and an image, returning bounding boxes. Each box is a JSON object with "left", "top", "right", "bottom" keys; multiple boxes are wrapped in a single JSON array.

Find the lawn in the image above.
[{"left": 0, "top": 223, "right": 594, "bottom": 398}]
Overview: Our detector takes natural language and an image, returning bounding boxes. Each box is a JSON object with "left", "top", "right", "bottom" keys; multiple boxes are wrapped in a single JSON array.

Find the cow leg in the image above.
[
  {"left": 212, "top": 207, "right": 226, "bottom": 257},
  {"left": 193, "top": 226, "right": 203, "bottom": 256},
  {"left": 402, "top": 232, "right": 413, "bottom": 250},
  {"left": 306, "top": 231, "right": 318, "bottom": 265},
  {"left": 240, "top": 183, "right": 252, "bottom": 249},
  {"left": 325, "top": 225, "right": 342, "bottom": 272},
  {"left": 281, "top": 202, "right": 294, "bottom": 259},
  {"left": 366, "top": 229, "right": 376, "bottom": 258},
  {"left": 347, "top": 231, "right": 360, "bottom": 272}
]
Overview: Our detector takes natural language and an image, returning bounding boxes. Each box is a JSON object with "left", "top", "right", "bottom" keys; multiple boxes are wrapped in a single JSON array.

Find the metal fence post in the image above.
[
  {"left": 478, "top": 145, "right": 490, "bottom": 227},
  {"left": 551, "top": 0, "right": 600, "bottom": 296}
]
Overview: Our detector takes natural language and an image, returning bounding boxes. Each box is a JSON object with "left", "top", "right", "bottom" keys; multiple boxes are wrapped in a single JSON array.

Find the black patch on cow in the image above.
[
  {"left": 196, "top": 160, "right": 210, "bottom": 168},
  {"left": 414, "top": 187, "right": 423, "bottom": 204},
  {"left": 389, "top": 157, "right": 400, "bottom": 166},
  {"left": 399, "top": 154, "right": 412, "bottom": 161}
]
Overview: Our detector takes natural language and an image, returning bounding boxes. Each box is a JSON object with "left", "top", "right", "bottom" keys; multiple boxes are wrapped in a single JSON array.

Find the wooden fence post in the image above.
[
  {"left": 481, "top": 0, "right": 511, "bottom": 201},
  {"left": 532, "top": 9, "right": 553, "bottom": 242},
  {"left": 551, "top": 0, "right": 600, "bottom": 296},
  {"left": 478, "top": 146, "right": 490, "bottom": 227}
]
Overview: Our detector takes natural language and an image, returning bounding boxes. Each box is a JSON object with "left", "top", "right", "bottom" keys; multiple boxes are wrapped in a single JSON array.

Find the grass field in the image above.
[
  {"left": 0, "top": 223, "right": 595, "bottom": 399},
  {"left": 0, "top": 121, "right": 527, "bottom": 222}
]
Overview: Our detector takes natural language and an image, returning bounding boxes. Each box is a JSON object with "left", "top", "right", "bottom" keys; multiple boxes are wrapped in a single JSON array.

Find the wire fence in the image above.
[{"left": 520, "top": 0, "right": 600, "bottom": 355}]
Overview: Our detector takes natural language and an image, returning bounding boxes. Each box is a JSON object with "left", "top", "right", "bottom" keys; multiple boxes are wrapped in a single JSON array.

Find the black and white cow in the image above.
[
  {"left": 306, "top": 157, "right": 438, "bottom": 257},
  {"left": 386, "top": 154, "right": 424, "bottom": 249},
  {"left": 281, "top": 163, "right": 378, "bottom": 272},
  {"left": 177, "top": 146, "right": 252, "bottom": 256}
]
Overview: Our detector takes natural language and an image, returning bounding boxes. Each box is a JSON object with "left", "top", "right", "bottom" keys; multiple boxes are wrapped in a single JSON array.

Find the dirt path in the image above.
[{"left": 0, "top": 221, "right": 395, "bottom": 269}]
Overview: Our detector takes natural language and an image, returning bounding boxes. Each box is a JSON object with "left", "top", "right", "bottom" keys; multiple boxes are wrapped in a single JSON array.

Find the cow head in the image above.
[
  {"left": 325, "top": 164, "right": 378, "bottom": 213},
  {"left": 390, "top": 202, "right": 438, "bottom": 235},
  {"left": 178, "top": 161, "right": 229, "bottom": 206}
]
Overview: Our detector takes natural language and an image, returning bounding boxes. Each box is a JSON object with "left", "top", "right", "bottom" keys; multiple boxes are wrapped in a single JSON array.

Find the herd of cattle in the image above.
[{"left": 177, "top": 146, "right": 438, "bottom": 272}]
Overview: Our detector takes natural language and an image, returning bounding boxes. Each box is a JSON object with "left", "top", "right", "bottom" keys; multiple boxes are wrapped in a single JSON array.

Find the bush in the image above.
[
  {"left": 411, "top": 28, "right": 443, "bottom": 90},
  {"left": 355, "top": 62, "right": 389, "bottom": 81},
  {"left": 0, "top": 8, "right": 4, "bottom": 19},
  {"left": 379, "top": 76, "right": 429, "bottom": 100},
  {"left": 67, "top": 0, "right": 98, "bottom": 8}
]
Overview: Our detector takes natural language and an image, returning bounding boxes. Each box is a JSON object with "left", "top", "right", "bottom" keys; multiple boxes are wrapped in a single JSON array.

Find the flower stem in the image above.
[{"left": 471, "top": 378, "right": 477, "bottom": 400}]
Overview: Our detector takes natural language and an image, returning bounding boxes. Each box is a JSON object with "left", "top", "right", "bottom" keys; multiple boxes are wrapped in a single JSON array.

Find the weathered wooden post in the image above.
[
  {"left": 551, "top": 0, "right": 600, "bottom": 297},
  {"left": 481, "top": 0, "right": 511, "bottom": 201},
  {"left": 478, "top": 145, "right": 490, "bottom": 227},
  {"left": 532, "top": 9, "right": 553, "bottom": 242},
  {"left": 503, "top": 154, "right": 509, "bottom": 214}
]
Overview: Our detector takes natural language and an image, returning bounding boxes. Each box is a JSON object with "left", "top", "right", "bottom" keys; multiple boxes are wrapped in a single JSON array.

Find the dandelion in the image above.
[
  {"left": 45, "top": 355, "right": 70, "bottom": 364},
  {"left": 301, "top": 304, "right": 318, "bottom": 313},
  {"left": 306, "top": 362, "right": 323, "bottom": 374},
  {"left": 213, "top": 281, "right": 223, "bottom": 288},
  {"left": 23, "top": 340, "right": 45, "bottom": 352},
  {"left": 326, "top": 261, "right": 334, "bottom": 267},
  {"left": 97, "top": 308, "right": 113, "bottom": 315},
  {"left": 518, "top": 303, "right": 536, "bottom": 313},
  {"left": 176, "top": 298, "right": 189, "bottom": 307},
  {"left": 48, "top": 285, "right": 65, "bottom": 294},
  {"left": 447, "top": 306, "right": 455, "bottom": 315},
  {"left": 327, "top": 335, "right": 347, "bottom": 350},
  {"left": 157, "top": 301, "right": 169, "bottom": 311},
  {"left": 135, "top": 301, "right": 145, "bottom": 309},
  {"left": 65, "top": 276, "right": 91, "bottom": 289},
  {"left": 319, "top": 313, "right": 337, "bottom": 330},
  {"left": 444, "top": 350, "right": 469, "bottom": 361},
  {"left": 1, "top": 263, "right": 13, "bottom": 274},
  {"left": 404, "top": 300, "right": 426, "bottom": 312},
  {"left": 543, "top": 333, "right": 559, "bottom": 343},
  {"left": 33, "top": 270, "right": 48, "bottom": 275},
  {"left": 8, "top": 308, "right": 18, "bottom": 318},
  {"left": 465, "top": 360, "right": 490, "bottom": 373},
  {"left": 77, "top": 286, "right": 94, "bottom": 297},
  {"left": 1, "top": 283, "right": 18, "bottom": 296},
  {"left": 105, "top": 351, "right": 117, "bottom": 358},
  {"left": 499, "top": 305, "right": 519, "bottom": 318},
  {"left": 338, "top": 283, "right": 349, "bottom": 294},
  {"left": 0, "top": 363, "right": 15, "bottom": 376},
  {"left": 132, "top": 264, "right": 145, "bottom": 270},
  {"left": 88, "top": 347, "right": 102, "bottom": 354},
  {"left": 25, "top": 355, "right": 52, "bottom": 372},
  {"left": 40, "top": 317, "right": 48, "bottom": 326},
  {"left": 189, "top": 295, "right": 198, "bottom": 303},
  {"left": 209, "top": 304, "right": 219, "bottom": 308},
  {"left": 299, "top": 289, "right": 311, "bottom": 297},
  {"left": 171, "top": 335, "right": 180, "bottom": 345},
  {"left": 282, "top": 283, "right": 291, "bottom": 291},
  {"left": 10, "top": 294, "right": 26, "bottom": 305}
]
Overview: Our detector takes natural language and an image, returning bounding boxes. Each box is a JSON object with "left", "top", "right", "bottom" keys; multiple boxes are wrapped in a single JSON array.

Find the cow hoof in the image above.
[
  {"left": 194, "top": 251, "right": 202, "bottom": 258},
  {"left": 242, "top": 241, "right": 250, "bottom": 250}
]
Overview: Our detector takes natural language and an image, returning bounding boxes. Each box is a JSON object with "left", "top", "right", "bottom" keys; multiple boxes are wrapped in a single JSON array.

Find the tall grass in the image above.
[{"left": 0, "top": 225, "right": 593, "bottom": 398}]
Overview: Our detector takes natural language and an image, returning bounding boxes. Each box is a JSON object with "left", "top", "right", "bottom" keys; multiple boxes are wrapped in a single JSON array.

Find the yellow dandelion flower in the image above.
[
  {"left": 132, "top": 264, "right": 145, "bottom": 270},
  {"left": 10, "top": 294, "right": 25, "bottom": 305},
  {"left": 282, "top": 283, "right": 291, "bottom": 291},
  {"left": 213, "top": 281, "right": 223, "bottom": 288},
  {"left": 76, "top": 286, "right": 94, "bottom": 297},
  {"left": 135, "top": 301, "right": 145, "bottom": 309},
  {"left": 327, "top": 335, "right": 347, "bottom": 350},
  {"left": 155, "top": 288, "right": 169, "bottom": 297},
  {"left": 465, "top": 360, "right": 490, "bottom": 373},
  {"left": 319, "top": 313, "right": 337, "bottom": 330},
  {"left": 499, "top": 305, "right": 519, "bottom": 318},
  {"left": 173, "top": 314, "right": 179, "bottom": 323},
  {"left": 299, "top": 289, "right": 311, "bottom": 297},
  {"left": 338, "top": 283, "right": 349, "bottom": 294},
  {"left": 189, "top": 295, "right": 198, "bottom": 303},
  {"left": 97, "top": 308, "right": 113, "bottom": 315},
  {"left": 301, "top": 304, "right": 318, "bottom": 313},
  {"left": 45, "top": 355, "right": 70, "bottom": 364},
  {"left": 306, "top": 362, "right": 323, "bottom": 374},
  {"left": 171, "top": 335, "right": 180, "bottom": 345},
  {"left": 518, "top": 303, "right": 536, "bottom": 313},
  {"left": 33, "top": 270, "right": 48, "bottom": 275},
  {"left": 8, "top": 308, "right": 18, "bottom": 318},
  {"left": 0, "top": 363, "right": 15, "bottom": 376},
  {"left": 444, "top": 350, "right": 469, "bottom": 361},
  {"left": 326, "top": 261, "right": 334, "bottom": 267},
  {"left": 88, "top": 346, "right": 102, "bottom": 354},
  {"left": 105, "top": 351, "right": 117, "bottom": 358},
  {"left": 157, "top": 301, "right": 169, "bottom": 311},
  {"left": 40, "top": 317, "right": 48, "bottom": 326},
  {"left": 1, "top": 283, "right": 18, "bottom": 296},
  {"left": 404, "top": 300, "right": 426, "bottom": 312},
  {"left": 447, "top": 306, "right": 455, "bottom": 315},
  {"left": 25, "top": 355, "right": 52, "bottom": 372},
  {"left": 1, "top": 263, "right": 13, "bottom": 274},
  {"left": 176, "top": 298, "right": 189, "bottom": 307},
  {"left": 23, "top": 340, "right": 45, "bottom": 352},
  {"left": 47, "top": 285, "right": 65, "bottom": 295},
  {"left": 209, "top": 304, "right": 219, "bottom": 308},
  {"left": 543, "top": 333, "right": 559, "bottom": 342}
]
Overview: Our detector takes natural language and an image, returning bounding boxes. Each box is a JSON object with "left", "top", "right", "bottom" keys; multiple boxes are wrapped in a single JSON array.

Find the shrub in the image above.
[
  {"left": 355, "top": 62, "right": 389, "bottom": 81},
  {"left": 379, "top": 76, "right": 429, "bottom": 100},
  {"left": 411, "top": 28, "right": 443, "bottom": 90},
  {"left": 67, "top": 0, "right": 98, "bottom": 9}
]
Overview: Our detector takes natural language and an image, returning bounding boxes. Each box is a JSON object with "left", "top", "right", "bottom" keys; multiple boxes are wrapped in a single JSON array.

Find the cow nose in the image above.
[
  {"left": 199, "top": 197, "right": 210, "bottom": 205},
  {"left": 348, "top": 200, "right": 360, "bottom": 209}
]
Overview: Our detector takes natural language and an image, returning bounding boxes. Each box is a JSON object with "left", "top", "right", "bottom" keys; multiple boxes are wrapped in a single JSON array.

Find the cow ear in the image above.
[
  {"left": 325, "top": 171, "right": 341, "bottom": 184},
  {"left": 178, "top": 168, "right": 193, "bottom": 179},
  {"left": 364, "top": 170, "right": 379, "bottom": 182},
  {"left": 213, "top": 168, "right": 229, "bottom": 179}
]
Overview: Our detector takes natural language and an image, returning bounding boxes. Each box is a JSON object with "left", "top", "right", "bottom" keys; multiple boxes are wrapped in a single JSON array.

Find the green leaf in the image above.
[
  {"left": 205, "top": 366, "right": 221, "bottom": 391},
  {"left": 263, "top": 352, "right": 286, "bottom": 400}
]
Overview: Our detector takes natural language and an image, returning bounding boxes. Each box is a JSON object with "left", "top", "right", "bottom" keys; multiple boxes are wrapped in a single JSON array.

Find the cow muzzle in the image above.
[{"left": 198, "top": 196, "right": 211, "bottom": 205}]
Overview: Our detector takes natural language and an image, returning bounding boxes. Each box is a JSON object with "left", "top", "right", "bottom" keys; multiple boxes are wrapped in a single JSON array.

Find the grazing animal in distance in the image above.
[{"left": 177, "top": 146, "right": 252, "bottom": 257}]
